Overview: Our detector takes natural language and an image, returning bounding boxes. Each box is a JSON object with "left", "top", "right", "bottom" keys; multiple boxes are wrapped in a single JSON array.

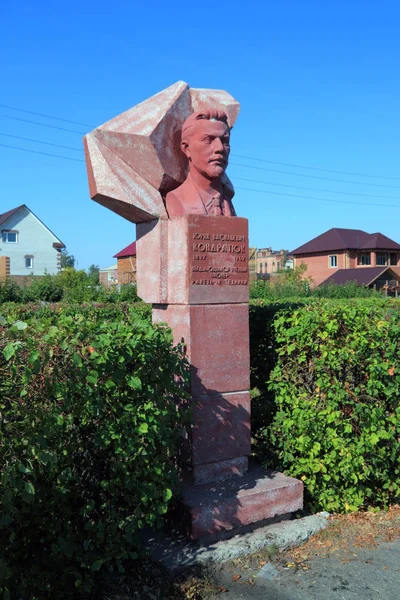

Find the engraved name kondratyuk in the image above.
[
  {"left": 193, "top": 242, "right": 246, "bottom": 254},
  {"left": 191, "top": 231, "right": 249, "bottom": 286}
]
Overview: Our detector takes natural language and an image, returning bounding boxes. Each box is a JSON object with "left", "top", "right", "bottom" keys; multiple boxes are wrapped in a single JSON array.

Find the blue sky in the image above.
[{"left": 1, "top": 0, "right": 400, "bottom": 269}]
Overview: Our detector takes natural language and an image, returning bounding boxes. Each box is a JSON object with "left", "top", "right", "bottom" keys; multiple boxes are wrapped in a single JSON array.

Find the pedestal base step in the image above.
[{"left": 180, "top": 466, "right": 303, "bottom": 539}]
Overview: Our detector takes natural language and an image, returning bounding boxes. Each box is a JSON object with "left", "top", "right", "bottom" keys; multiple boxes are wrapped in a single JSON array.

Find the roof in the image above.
[
  {"left": 114, "top": 241, "right": 136, "bottom": 258},
  {"left": 0, "top": 204, "right": 65, "bottom": 247},
  {"left": 321, "top": 267, "right": 395, "bottom": 286},
  {"left": 358, "top": 232, "right": 400, "bottom": 250},
  {"left": 292, "top": 228, "right": 400, "bottom": 255},
  {"left": 0, "top": 205, "right": 24, "bottom": 227},
  {"left": 100, "top": 263, "right": 118, "bottom": 272}
]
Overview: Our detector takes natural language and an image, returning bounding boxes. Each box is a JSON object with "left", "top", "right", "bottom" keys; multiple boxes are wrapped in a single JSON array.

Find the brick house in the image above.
[
  {"left": 248, "top": 247, "right": 257, "bottom": 281},
  {"left": 256, "top": 247, "right": 293, "bottom": 279},
  {"left": 113, "top": 242, "right": 136, "bottom": 284},
  {"left": 0, "top": 204, "right": 65, "bottom": 282},
  {"left": 292, "top": 228, "right": 400, "bottom": 287},
  {"left": 99, "top": 264, "right": 118, "bottom": 287}
]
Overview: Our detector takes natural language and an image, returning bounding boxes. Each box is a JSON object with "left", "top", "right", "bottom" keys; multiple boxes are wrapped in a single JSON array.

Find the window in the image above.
[
  {"left": 358, "top": 253, "right": 371, "bottom": 266},
  {"left": 377, "top": 253, "right": 387, "bottom": 266},
  {"left": 264, "top": 262, "right": 268, "bottom": 273},
  {"left": 2, "top": 230, "right": 18, "bottom": 243},
  {"left": 329, "top": 255, "right": 337, "bottom": 268},
  {"left": 25, "top": 256, "right": 33, "bottom": 269},
  {"left": 277, "top": 261, "right": 280, "bottom": 271},
  {"left": 259, "top": 263, "right": 263, "bottom": 273},
  {"left": 272, "top": 262, "right": 276, "bottom": 272}
]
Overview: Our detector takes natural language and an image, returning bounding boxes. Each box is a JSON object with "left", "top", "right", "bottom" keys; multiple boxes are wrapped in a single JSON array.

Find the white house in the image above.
[{"left": 0, "top": 205, "right": 65, "bottom": 276}]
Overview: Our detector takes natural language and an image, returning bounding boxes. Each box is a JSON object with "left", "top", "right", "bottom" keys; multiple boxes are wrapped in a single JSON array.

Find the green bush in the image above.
[
  {"left": 258, "top": 299, "right": 400, "bottom": 513},
  {"left": 0, "top": 271, "right": 140, "bottom": 305},
  {"left": 0, "top": 279, "right": 22, "bottom": 303},
  {"left": 21, "top": 273, "right": 64, "bottom": 303},
  {"left": 0, "top": 305, "right": 188, "bottom": 597},
  {"left": 312, "top": 280, "right": 380, "bottom": 299},
  {"left": 0, "top": 301, "right": 151, "bottom": 326},
  {"left": 250, "top": 301, "right": 304, "bottom": 436},
  {"left": 250, "top": 277, "right": 380, "bottom": 301}
]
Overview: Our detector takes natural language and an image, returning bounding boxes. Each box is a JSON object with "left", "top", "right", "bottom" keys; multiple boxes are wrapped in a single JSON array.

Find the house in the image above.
[
  {"left": 256, "top": 247, "right": 293, "bottom": 279},
  {"left": 113, "top": 241, "right": 136, "bottom": 284},
  {"left": 248, "top": 247, "right": 257, "bottom": 281},
  {"left": 0, "top": 205, "right": 65, "bottom": 282},
  {"left": 322, "top": 266, "right": 400, "bottom": 292},
  {"left": 292, "top": 228, "right": 400, "bottom": 287},
  {"left": 99, "top": 264, "right": 118, "bottom": 287}
]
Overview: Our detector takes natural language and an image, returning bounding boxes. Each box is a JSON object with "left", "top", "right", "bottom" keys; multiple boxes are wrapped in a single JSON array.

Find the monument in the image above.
[{"left": 84, "top": 81, "right": 303, "bottom": 538}]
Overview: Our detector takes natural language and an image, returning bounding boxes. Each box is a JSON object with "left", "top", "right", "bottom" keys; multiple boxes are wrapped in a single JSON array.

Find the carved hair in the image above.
[{"left": 181, "top": 110, "right": 229, "bottom": 143}]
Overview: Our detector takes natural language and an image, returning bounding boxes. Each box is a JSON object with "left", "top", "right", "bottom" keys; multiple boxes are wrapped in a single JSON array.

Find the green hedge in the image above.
[
  {"left": 0, "top": 304, "right": 187, "bottom": 598},
  {"left": 254, "top": 299, "right": 400, "bottom": 513},
  {"left": 0, "top": 272, "right": 140, "bottom": 304},
  {"left": 250, "top": 274, "right": 380, "bottom": 301},
  {"left": 3, "top": 296, "right": 400, "bottom": 598}
]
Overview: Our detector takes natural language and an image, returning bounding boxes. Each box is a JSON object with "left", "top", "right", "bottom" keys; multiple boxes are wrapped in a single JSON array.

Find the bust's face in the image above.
[{"left": 182, "top": 119, "right": 230, "bottom": 180}]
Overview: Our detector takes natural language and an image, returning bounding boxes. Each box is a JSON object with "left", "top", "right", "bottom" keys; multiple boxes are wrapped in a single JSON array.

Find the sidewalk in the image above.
[
  {"left": 105, "top": 506, "right": 400, "bottom": 598},
  {"left": 216, "top": 537, "right": 400, "bottom": 599},
  {"left": 209, "top": 506, "right": 400, "bottom": 599}
]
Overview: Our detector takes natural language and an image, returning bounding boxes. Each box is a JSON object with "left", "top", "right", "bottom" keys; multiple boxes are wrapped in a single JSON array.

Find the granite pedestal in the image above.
[{"left": 137, "top": 214, "right": 303, "bottom": 538}]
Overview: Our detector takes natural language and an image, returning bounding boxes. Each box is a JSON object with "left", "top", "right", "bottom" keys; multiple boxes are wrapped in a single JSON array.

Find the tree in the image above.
[
  {"left": 87, "top": 264, "right": 100, "bottom": 285},
  {"left": 61, "top": 249, "right": 76, "bottom": 269}
]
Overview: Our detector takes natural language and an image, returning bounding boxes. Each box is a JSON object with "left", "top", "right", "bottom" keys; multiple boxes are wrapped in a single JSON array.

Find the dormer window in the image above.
[{"left": 2, "top": 230, "right": 18, "bottom": 243}]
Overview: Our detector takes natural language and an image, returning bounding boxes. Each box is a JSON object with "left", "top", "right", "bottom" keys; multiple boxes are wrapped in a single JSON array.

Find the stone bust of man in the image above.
[{"left": 165, "top": 109, "right": 236, "bottom": 217}]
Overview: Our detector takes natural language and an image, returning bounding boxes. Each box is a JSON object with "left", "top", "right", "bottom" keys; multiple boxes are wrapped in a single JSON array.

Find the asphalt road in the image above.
[{"left": 216, "top": 537, "right": 400, "bottom": 599}]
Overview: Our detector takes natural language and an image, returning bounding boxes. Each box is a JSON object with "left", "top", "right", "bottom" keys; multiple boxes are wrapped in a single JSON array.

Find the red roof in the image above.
[
  {"left": 292, "top": 228, "right": 400, "bottom": 255},
  {"left": 114, "top": 241, "right": 136, "bottom": 258},
  {"left": 0, "top": 205, "right": 24, "bottom": 227}
]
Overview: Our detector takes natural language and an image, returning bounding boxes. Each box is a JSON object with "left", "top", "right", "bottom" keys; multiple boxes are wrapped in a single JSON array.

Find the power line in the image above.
[
  {"left": 235, "top": 185, "right": 400, "bottom": 209},
  {"left": 0, "top": 142, "right": 85, "bottom": 163},
  {"left": 230, "top": 162, "right": 400, "bottom": 189},
  {"left": 1, "top": 140, "right": 398, "bottom": 209},
  {"left": 1, "top": 103, "right": 399, "bottom": 183},
  {"left": 0, "top": 103, "right": 94, "bottom": 128},
  {"left": 232, "top": 154, "right": 400, "bottom": 181},
  {"left": 0, "top": 114, "right": 86, "bottom": 135},
  {"left": 234, "top": 176, "right": 400, "bottom": 200},
  {"left": 0, "top": 132, "right": 82, "bottom": 152},
  {"left": 1, "top": 124, "right": 397, "bottom": 197},
  {"left": 3, "top": 112, "right": 397, "bottom": 190}
]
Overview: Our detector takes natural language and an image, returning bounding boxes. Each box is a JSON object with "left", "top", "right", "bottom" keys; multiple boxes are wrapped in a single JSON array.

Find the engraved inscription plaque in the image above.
[{"left": 188, "top": 216, "right": 249, "bottom": 304}]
